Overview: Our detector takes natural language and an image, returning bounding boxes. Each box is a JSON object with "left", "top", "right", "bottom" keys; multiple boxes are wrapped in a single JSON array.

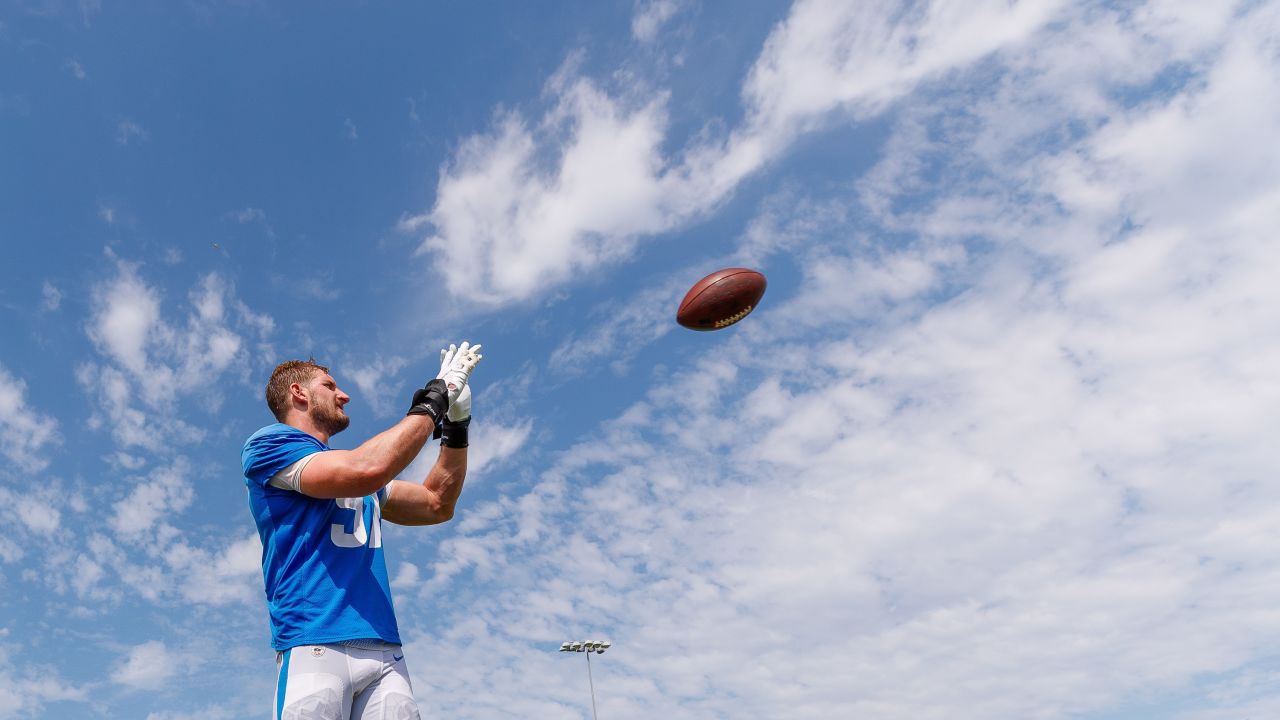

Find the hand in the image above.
[
  {"left": 406, "top": 378, "right": 449, "bottom": 434},
  {"left": 447, "top": 382, "right": 472, "bottom": 422},
  {"left": 437, "top": 341, "right": 483, "bottom": 406}
]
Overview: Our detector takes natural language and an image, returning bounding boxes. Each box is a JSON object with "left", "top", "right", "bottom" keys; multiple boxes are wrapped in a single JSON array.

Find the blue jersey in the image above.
[{"left": 242, "top": 423, "right": 401, "bottom": 651}]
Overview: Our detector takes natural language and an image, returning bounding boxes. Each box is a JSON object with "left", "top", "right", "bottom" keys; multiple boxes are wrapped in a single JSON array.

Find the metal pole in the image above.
[{"left": 585, "top": 650, "right": 599, "bottom": 720}]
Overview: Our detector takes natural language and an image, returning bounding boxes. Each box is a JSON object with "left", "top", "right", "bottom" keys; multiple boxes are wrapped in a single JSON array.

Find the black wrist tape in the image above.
[
  {"left": 407, "top": 379, "right": 449, "bottom": 439},
  {"left": 441, "top": 416, "right": 470, "bottom": 449}
]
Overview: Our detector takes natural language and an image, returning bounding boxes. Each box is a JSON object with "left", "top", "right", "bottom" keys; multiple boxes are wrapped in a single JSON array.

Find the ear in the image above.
[{"left": 289, "top": 382, "right": 309, "bottom": 408}]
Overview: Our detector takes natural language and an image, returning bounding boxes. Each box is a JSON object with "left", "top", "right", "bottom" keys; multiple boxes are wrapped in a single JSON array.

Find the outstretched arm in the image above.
[
  {"left": 382, "top": 446, "right": 468, "bottom": 525},
  {"left": 383, "top": 341, "right": 481, "bottom": 525},
  {"left": 298, "top": 378, "right": 452, "bottom": 499},
  {"left": 297, "top": 414, "right": 435, "bottom": 499}
]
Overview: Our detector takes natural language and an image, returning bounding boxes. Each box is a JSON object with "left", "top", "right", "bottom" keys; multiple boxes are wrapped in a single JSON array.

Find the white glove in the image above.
[
  {"left": 447, "top": 383, "right": 472, "bottom": 422},
  {"left": 437, "top": 341, "right": 482, "bottom": 420}
]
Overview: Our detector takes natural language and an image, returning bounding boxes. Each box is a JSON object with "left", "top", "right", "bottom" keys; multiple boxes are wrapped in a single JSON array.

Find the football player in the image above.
[{"left": 242, "top": 342, "right": 481, "bottom": 719}]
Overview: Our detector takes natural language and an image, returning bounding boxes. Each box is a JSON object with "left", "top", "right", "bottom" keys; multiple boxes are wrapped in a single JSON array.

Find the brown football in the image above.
[{"left": 676, "top": 268, "right": 767, "bottom": 331}]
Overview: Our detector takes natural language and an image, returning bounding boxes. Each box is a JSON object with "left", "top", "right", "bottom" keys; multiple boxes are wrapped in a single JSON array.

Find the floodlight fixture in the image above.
[{"left": 558, "top": 639, "right": 613, "bottom": 720}]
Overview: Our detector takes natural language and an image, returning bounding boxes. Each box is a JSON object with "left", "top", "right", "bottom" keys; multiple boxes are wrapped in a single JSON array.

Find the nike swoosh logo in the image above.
[{"left": 393, "top": 654, "right": 404, "bottom": 662}]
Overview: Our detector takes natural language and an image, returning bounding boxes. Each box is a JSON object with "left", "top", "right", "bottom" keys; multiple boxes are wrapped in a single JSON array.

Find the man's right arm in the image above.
[
  {"left": 297, "top": 346, "right": 479, "bottom": 500},
  {"left": 297, "top": 414, "right": 436, "bottom": 499}
]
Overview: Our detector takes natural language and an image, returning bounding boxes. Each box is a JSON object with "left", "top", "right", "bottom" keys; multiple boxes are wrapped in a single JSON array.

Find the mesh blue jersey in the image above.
[{"left": 243, "top": 423, "right": 401, "bottom": 651}]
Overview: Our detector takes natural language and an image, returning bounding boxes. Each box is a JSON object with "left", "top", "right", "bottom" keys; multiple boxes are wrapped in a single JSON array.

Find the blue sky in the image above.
[{"left": 2, "top": 1, "right": 1279, "bottom": 718}]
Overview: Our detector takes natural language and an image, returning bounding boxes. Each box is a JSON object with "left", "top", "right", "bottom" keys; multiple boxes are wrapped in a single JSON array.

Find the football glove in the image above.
[
  {"left": 406, "top": 378, "right": 449, "bottom": 437},
  {"left": 437, "top": 341, "right": 482, "bottom": 406}
]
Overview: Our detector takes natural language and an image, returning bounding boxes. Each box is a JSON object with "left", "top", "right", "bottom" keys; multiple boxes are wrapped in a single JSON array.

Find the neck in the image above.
[{"left": 284, "top": 413, "right": 330, "bottom": 444}]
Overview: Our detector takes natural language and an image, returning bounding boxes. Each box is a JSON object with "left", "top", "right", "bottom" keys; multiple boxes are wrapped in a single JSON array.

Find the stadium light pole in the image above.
[{"left": 559, "top": 640, "right": 611, "bottom": 720}]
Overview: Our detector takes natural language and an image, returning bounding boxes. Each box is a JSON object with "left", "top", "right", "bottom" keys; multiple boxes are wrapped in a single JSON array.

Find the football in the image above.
[{"left": 676, "top": 268, "right": 767, "bottom": 331}]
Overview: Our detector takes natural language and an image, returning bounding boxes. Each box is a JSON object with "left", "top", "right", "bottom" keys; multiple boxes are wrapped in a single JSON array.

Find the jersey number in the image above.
[{"left": 330, "top": 497, "right": 382, "bottom": 549}]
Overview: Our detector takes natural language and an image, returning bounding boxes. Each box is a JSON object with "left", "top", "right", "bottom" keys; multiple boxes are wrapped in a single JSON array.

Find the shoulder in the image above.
[{"left": 242, "top": 423, "right": 328, "bottom": 484}]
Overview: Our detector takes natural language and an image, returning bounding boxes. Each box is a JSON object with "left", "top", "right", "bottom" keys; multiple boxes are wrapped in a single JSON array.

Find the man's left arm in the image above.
[
  {"left": 382, "top": 342, "right": 479, "bottom": 526},
  {"left": 381, "top": 446, "right": 467, "bottom": 526}
]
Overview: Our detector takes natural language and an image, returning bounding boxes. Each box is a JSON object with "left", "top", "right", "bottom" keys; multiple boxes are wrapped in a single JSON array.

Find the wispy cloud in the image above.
[
  {"left": 401, "top": 417, "right": 532, "bottom": 485},
  {"left": 227, "top": 206, "right": 276, "bottom": 240},
  {"left": 81, "top": 257, "right": 272, "bottom": 449},
  {"left": 111, "top": 459, "right": 195, "bottom": 539},
  {"left": 547, "top": 280, "right": 681, "bottom": 377},
  {"left": 112, "top": 640, "right": 179, "bottom": 691},
  {"left": 345, "top": 354, "right": 410, "bottom": 417},
  {"left": 0, "top": 364, "right": 60, "bottom": 473},
  {"left": 115, "top": 119, "right": 149, "bottom": 145},
  {"left": 0, "top": 640, "right": 88, "bottom": 718},
  {"left": 40, "top": 280, "right": 62, "bottom": 311},
  {"left": 406, "top": 0, "right": 1064, "bottom": 308},
  {"left": 270, "top": 270, "right": 343, "bottom": 302},
  {"left": 632, "top": 0, "right": 684, "bottom": 43},
  {"left": 78, "top": 0, "right": 102, "bottom": 28},
  {"left": 392, "top": 2, "right": 1280, "bottom": 717},
  {"left": 64, "top": 56, "right": 86, "bottom": 80}
]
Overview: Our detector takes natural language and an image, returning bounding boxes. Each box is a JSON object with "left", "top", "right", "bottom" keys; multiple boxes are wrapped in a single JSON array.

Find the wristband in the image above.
[
  {"left": 407, "top": 379, "right": 449, "bottom": 439},
  {"left": 441, "top": 417, "right": 470, "bottom": 449}
]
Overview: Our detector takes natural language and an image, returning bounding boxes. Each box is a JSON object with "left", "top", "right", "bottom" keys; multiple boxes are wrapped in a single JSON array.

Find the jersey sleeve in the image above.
[
  {"left": 242, "top": 426, "right": 327, "bottom": 487},
  {"left": 268, "top": 453, "right": 320, "bottom": 493}
]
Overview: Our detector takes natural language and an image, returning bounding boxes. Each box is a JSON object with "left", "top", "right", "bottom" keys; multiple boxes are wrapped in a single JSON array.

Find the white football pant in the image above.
[{"left": 274, "top": 643, "right": 421, "bottom": 720}]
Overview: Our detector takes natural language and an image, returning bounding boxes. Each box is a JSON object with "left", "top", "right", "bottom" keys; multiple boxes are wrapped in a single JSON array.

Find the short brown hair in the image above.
[{"left": 265, "top": 359, "right": 329, "bottom": 422}]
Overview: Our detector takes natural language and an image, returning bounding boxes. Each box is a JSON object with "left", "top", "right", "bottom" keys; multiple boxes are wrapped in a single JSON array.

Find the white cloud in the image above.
[
  {"left": 632, "top": 0, "right": 684, "bottom": 43},
  {"left": 70, "top": 555, "right": 111, "bottom": 601},
  {"left": 115, "top": 119, "right": 149, "bottom": 145},
  {"left": 392, "top": 561, "right": 420, "bottom": 591},
  {"left": 0, "top": 486, "right": 61, "bottom": 565},
  {"left": 0, "top": 640, "right": 88, "bottom": 719},
  {"left": 169, "top": 533, "right": 262, "bottom": 606},
  {"left": 468, "top": 419, "right": 534, "bottom": 478},
  {"left": 82, "top": 260, "right": 269, "bottom": 449},
  {"left": 40, "top": 281, "right": 61, "bottom": 311},
  {"left": 231, "top": 207, "right": 265, "bottom": 223},
  {"left": 405, "top": 75, "right": 672, "bottom": 306},
  {"left": 346, "top": 354, "right": 410, "bottom": 417},
  {"left": 0, "top": 364, "right": 59, "bottom": 473},
  {"left": 111, "top": 459, "right": 195, "bottom": 538},
  {"left": 11, "top": 495, "right": 60, "bottom": 535},
  {"left": 109, "top": 451, "right": 147, "bottom": 471},
  {"left": 47, "top": 524, "right": 262, "bottom": 610},
  {"left": 408, "top": 0, "right": 1065, "bottom": 308},
  {"left": 78, "top": 0, "right": 102, "bottom": 28},
  {"left": 547, "top": 280, "right": 681, "bottom": 377},
  {"left": 112, "top": 640, "right": 179, "bottom": 691},
  {"left": 64, "top": 57, "right": 86, "bottom": 80},
  {"left": 87, "top": 260, "right": 160, "bottom": 377},
  {"left": 344, "top": 117, "right": 359, "bottom": 140},
  {"left": 229, "top": 207, "right": 276, "bottom": 240},
  {"left": 392, "top": 3, "right": 1280, "bottom": 717},
  {"left": 401, "top": 418, "right": 532, "bottom": 485},
  {"left": 740, "top": 0, "right": 1065, "bottom": 136}
]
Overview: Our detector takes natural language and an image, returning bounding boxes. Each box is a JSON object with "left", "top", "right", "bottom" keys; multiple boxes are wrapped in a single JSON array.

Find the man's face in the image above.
[{"left": 306, "top": 372, "right": 351, "bottom": 436}]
